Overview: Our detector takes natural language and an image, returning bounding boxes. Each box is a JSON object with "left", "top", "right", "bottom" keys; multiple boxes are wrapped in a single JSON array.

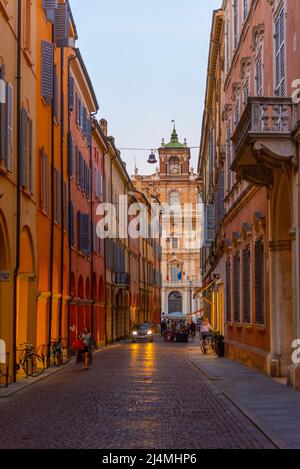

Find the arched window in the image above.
[{"left": 169, "top": 191, "right": 180, "bottom": 206}]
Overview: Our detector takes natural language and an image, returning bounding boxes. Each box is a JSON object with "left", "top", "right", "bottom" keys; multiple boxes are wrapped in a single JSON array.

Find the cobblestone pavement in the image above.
[{"left": 0, "top": 339, "right": 275, "bottom": 449}]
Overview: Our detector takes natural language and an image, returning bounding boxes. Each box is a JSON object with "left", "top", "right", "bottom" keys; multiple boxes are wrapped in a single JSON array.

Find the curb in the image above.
[{"left": 187, "top": 351, "right": 291, "bottom": 450}]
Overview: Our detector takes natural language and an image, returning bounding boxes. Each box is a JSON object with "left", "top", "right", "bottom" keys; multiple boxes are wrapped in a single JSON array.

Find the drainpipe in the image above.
[
  {"left": 90, "top": 113, "right": 98, "bottom": 336},
  {"left": 67, "top": 51, "right": 78, "bottom": 349},
  {"left": 12, "top": 0, "right": 22, "bottom": 382},
  {"left": 47, "top": 24, "right": 55, "bottom": 367},
  {"left": 59, "top": 48, "right": 64, "bottom": 339}
]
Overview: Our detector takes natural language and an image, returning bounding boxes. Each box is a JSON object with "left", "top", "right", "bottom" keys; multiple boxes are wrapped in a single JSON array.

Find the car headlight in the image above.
[
  {"left": 132, "top": 331, "right": 138, "bottom": 336},
  {"left": 147, "top": 330, "right": 152, "bottom": 335}
]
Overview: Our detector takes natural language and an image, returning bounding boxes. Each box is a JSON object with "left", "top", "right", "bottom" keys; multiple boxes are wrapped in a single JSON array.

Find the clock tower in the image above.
[{"left": 159, "top": 125, "right": 191, "bottom": 177}]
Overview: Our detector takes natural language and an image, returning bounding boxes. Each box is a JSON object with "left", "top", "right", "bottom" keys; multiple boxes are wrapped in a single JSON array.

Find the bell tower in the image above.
[{"left": 159, "top": 124, "right": 190, "bottom": 177}]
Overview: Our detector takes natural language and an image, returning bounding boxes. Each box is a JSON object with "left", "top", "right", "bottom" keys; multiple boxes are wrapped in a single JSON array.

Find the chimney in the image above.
[{"left": 100, "top": 118, "right": 108, "bottom": 136}]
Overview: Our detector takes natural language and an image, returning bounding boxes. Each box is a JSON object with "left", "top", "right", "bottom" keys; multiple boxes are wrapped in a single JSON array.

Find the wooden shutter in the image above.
[
  {"left": 5, "top": 82, "right": 13, "bottom": 172},
  {"left": 77, "top": 211, "right": 81, "bottom": 251},
  {"left": 226, "top": 123, "right": 231, "bottom": 192},
  {"left": 205, "top": 204, "right": 216, "bottom": 244},
  {"left": 69, "top": 76, "right": 74, "bottom": 111},
  {"left": 42, "top": 0, "right": 58, "bottom": 23},
  {"left": 219, "top": 169, "right": 225, "bottom": 220},
  {"left": 70, "top": 202, "right": 75, "bottom": 247},
  {"left": 21, "top": 107, "right": 28, "bottom": 188},
  {"left": 45, "top": 153, "right": 50, "bottom": 212},
  {"left": 233, "top": 253, "right": 240, "bottom": 322},
  {"left": 54, "top": 2, "right": 70, "bottom": 48},
  {"left": 0, "top": 65, "right": 5, "bottom": 163},
  {"left": 255, "top": 240, "right": 265, "bottom": 324},
  {"left": 75, "top": 93, "right": 79, "bottom": 124},
  {"left": 233, "top": 0, "right": 238, "bottom": 49},
  {"left": 87, "top": 118, "right": 92, "bottom": 147},
  {"left": 68, "top": 132, "right": 74, "bottom": 177},
  {"left": 243, "top": 247, "right": 251, "bottom": 323},
  {"left": 76, "top": 146, "right": 79, "bottom": 185},
  {"left": 41, "top": 40, "right": 54, "bottom": 105},
  {"left": 40, "top": 147, "right": 45, "bottom": 210},
  {"left": 226, "top": 260, "right": 231, "bottom": 322},
  {"left": 53, "top": 65, "right": 59, "bottom": 122},
  {"left": 29, "top": 119, "right": 33, "bottom": 194}
]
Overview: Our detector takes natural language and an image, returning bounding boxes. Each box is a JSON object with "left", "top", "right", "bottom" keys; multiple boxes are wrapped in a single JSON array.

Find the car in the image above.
[{"left": 132, "top": 323, "right": 154, "bottom": 343}]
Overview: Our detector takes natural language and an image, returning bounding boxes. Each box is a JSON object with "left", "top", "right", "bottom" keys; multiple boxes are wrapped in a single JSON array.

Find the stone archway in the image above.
[
  {"left": 268, "top": 170, "right": 294, "bottom": 377},
  {"left": 168, "top": 291, "right": 183, "bottom": 314}
]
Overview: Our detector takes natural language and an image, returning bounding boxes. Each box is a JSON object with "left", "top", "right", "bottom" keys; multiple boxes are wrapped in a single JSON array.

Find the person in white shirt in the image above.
[{"left": 200, "top": 317, "right": 213, "bottom": 343}]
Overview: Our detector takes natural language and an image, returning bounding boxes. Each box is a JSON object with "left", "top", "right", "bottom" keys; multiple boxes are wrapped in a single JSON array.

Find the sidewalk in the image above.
[
  {"left": 187, "top": 345, "right": 300, "bottom": 449},
  {"left": 0, "top": 343, "right": 123, "bottom": 399}
]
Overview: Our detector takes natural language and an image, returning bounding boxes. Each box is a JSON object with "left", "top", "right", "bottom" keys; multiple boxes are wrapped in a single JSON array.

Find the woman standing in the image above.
[{"left": 80, "top": 326, "right": 92, "bottom": 370}]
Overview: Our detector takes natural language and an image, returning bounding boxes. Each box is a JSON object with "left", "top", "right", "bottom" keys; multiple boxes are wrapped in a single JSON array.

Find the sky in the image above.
[{"left": 70, "top": 0, "right": 221, "bottom": 176}]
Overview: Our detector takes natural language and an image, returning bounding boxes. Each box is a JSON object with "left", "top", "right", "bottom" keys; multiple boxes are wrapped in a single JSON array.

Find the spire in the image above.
[{"left": 171, "top": 119, "right": 178, "bottom": 143}]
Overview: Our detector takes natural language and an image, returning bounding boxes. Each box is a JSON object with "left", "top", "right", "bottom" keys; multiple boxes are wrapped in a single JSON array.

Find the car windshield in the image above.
[{"left": 135, "top": 324, "right": 150, "bottom": 331}]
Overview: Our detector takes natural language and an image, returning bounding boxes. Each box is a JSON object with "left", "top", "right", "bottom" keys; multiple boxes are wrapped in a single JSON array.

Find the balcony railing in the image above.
[
  {"left": 231, "top": 97, "right": 297, "bottom": 186},
  {"left": 114, "top": 272, "right": 131, "bottom": 287}
]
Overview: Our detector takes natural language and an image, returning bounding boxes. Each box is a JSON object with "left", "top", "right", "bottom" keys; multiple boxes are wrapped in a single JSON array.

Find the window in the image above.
[
  {"left": 24, "top": 0, "right": 32, "bottom": 53},
  {"left": 243, "top": 247, "right": 251, "bottom": 323},
  {"left": 55, "top": 169, "right": 61, "bottom": 225},
  {"left": 225, "top": 15, "right": 230, "bottom": 72},
  {"left": 170, "top": 264, "right": 181, "bottom": 283},
  {"left": 275, "top": 7, "right": 285, "bottom": 96},
  {"left": 226, "top": 121, "right": 232, "bottom": 192},
  {"left": 243, "top": 0, "right": 248, "bottom": 22},
  {"left": 233, "top": 0, "right": 239, "bottom": 50},
  {"left": 255, "top": 240, "right": 265, "bottom": 324},
  {"left": 40, "top": 148, "right": 50, "bottom": 213},
  {"left": 172, "top": 238, "right": 178, "bottom": 250},
  {"left": 234, "top": 253, "right": 241, "bottom": 322},
  {"left": 226, "top": 260, "right": 231, "bottom": 322},
  {"left": 41, "top": 40, "right": 54, "bottom": 105},
  {"left": 234, "top": 100, "right": 240, "bottom": 129},
  {"left": 255, "top": 51, "right": 263, "bottom": 96},
  {"left": 169, "top": 191, "right": 180, "bottom": 206},
  {"left": 243, "top": 79, "right": 249, "bottom": 108},
  {"left": 0, "top": 65, "right": 14, "bottom": 173},
  {"left": 21, "top": 108, "right": 34, "bottom": 194}
]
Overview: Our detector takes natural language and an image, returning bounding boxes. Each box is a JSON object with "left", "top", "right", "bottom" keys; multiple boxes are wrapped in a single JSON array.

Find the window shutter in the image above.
[
  {"left": 45, "top": 153, "right": 50, "bottom": 212},
  {"left": 82, "top": 107, "right": 87, "bottom": 136},
  {"left": 21, "top": 108, "right": 28, "bottom": 188},
  {"left": 226, "top": 260, "right": 231, "bottom": 322},
  {"left": 205, "top": 204, "right": 215, "bottom": 244},
  {"left": 0, "top": 65, "right": 6, "bottom": 163},
  {"left": 53, "top": 65, "right": 59, "bottom": 122},
  {"left": 87, "top": 118, "right": 92, "bottom": 147},
  {"left": 5, "top": 82, "right": 13, "bottom": 172},
  {"left": 61, "top": 91, "right": 64, "bottom": 136},
  {"left": 69, "top": 76, "right": 74, "bottom": 111},
  {"left": 42, "top": 0, "right": 58, "bottom": 23},
  {"left": 76, "top": 93, "right": 79, "bottom": 124},
  {"left": 243, "top": 0, "right": 248, "bottom": 21},
  {"left": 78, "top": 211, "right": 81, "bottom": 251},
  {"left": 243, "top": 247, "right": 251, "bottom": 323},
  {"left": 234, "top": 253, "right": 240, "bottom": 322},
  {"left": 76, "top": 146, "right": 79, "bottom": 185},
  {"left": 70, "top": 202, "right": 74, "bottom": 247},
  {"left": 68, "top": 132, "right": 74, "bottom": 177},
  {"left": 40, "top": 147, "right": 45, "bottom": 210},
  {"left": 255, "top": 240, "right": 265, "bottom": 324},
  {"left": 54, "top": 2, "right": 70, "bottom": 48},
  {"left": 219, "top": 169, "right": 225, "bottom": 220},
  {"left": 41, "top": 40, "right": 54, "bottom": 105},
  {"left": 64, "top": 181, "right": 68, "bottom": 231},
  {"left": 233, "top": 0, "right": 238, "bottom": 49},
  {"left": 29, "top": 119, "right": 33, "bottom": 194},
  {"left": 79, "top": 100, "right": 82, "bottom": 128},
  {"left": 79, "top": 154, "right": 83, "bottom": 190},
  {"left": 226, "top": 123, "right": 231, "bottom": 192}
]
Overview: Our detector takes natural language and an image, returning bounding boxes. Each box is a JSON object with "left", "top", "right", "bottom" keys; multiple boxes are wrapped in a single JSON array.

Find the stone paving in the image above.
[{"left": 0, "top": 339, "right": 275, "bottom": 449}]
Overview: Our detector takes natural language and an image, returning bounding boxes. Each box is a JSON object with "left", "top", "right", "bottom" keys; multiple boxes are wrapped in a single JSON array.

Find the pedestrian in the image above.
[
  {"left": 190, "top": 321, "right": 196, "bottom": 338},
  {"left": 161, "top": 319, "right": 167, "bottom": 337},
  {"left": 78, "top": 326, "right": 96, "bottom": 370}
]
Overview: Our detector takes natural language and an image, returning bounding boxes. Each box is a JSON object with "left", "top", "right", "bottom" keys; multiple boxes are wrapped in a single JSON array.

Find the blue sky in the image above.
[{"left": 70, "top": 0, "right": 221, "bottom": 175}]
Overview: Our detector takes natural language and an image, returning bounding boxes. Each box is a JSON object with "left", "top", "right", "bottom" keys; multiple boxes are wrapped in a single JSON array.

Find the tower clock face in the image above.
[{"left": 170, "top": 161, "right": 180, "bottom": 174}]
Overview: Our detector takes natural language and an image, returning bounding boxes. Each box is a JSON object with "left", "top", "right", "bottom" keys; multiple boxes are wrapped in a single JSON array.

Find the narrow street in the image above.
[{"left": 0, "top": 339, "right": 274, "bottom": 449}]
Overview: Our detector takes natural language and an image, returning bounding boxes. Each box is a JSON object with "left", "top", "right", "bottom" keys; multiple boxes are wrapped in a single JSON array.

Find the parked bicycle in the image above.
[
  {"left": 49, "top": 337, "right": 71, "bottom": 367},
  {"left": 0, "top": 353, "right": 12, "bottom": 388},
  {"left": 200, "top": 335, "right": 215, "bottom": 355},
  {"left": 16, "top": 343, "right": 45, "bottom": 378}
]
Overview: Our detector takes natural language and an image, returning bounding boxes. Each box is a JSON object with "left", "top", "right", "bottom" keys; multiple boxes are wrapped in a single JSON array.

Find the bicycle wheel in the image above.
[
  {"left": 22, "top": 353, "right": 45, "bottom": 377},
  {"left": 0, "top": 373, "right": 12, "bottom": 388}
]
